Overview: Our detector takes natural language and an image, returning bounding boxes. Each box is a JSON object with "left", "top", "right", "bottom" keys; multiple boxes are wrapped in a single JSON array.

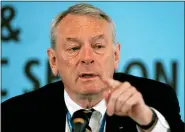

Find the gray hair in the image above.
[{"left": 50, "top": 3, "right": 116, "bottom": 49}]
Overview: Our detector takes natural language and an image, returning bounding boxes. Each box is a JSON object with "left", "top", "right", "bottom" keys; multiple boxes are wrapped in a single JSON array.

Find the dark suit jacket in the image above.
[{"left": 2, "top": 73, "right": 184, "bottom": 132}]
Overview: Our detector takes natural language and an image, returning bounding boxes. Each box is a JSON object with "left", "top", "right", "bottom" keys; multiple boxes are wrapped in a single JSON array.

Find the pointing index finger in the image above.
[{"left": 103, "top": 78, "right": 121, "bottom": 89}]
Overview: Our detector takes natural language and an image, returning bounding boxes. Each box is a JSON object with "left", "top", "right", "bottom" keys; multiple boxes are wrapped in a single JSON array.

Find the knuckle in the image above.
[
  {"left": 136, "top": 91, "right": 142, "bottom": 98},
  {"left": 123, "top": 81, "right": 131, "bottom": 88},
  {"left": 131, "top": 86, "right": 136, "bottom": 92},
  {"left": 115, "top": 80, "right": 121, "bottom": 85}
]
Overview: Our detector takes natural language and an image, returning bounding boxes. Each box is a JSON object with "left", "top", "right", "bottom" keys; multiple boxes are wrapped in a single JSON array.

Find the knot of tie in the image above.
[{"left": 71, "top": 109, "right": 94, "bottom": 132}]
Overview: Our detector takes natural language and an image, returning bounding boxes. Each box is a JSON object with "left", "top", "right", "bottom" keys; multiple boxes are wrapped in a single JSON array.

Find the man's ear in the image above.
[
  {"left": 114, "top": 43, "right": 120, "bottom": 70},
  {"left": 47, "top": 48, "right": 58, "bottom": 76}
]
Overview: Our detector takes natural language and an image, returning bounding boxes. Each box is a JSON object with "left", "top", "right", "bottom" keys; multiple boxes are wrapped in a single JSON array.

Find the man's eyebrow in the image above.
[
  {"left": 65, "top": 37, "right": 83, "bottom": 44},
  {"left": 91, "top": 34, "right": 105, "bottom": 40},
  {"left": 90, "top": 34, "right": 106, "bottom": 42},
  {"left": 65, "top": 34, "right": 106, "bottom": 44}
]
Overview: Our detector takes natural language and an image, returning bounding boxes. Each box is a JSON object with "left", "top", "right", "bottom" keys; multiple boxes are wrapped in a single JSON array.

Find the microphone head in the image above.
[{"left": 71, "top": 109, "right": 89, "bottom": 132}]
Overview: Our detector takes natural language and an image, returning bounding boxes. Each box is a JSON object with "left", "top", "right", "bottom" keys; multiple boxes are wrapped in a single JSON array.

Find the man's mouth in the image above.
[{"left": 79, "top": 73, "right": 98, "bottom": 79}]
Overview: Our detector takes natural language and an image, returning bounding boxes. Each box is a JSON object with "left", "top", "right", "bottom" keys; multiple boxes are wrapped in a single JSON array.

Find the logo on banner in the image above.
[{"left": 1, "top": 5, "right": 20, "bottom": 42}]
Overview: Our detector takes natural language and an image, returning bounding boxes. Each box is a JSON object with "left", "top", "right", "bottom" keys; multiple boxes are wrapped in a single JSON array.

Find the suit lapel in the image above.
[{"left": 47, "top": 81, "right": 68, "bottom": 131}]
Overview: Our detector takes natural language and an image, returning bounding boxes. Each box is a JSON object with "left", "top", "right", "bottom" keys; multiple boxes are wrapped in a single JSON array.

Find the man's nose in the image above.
[{"left": 80, "top": 47, "right": 94, "bottom": 65}]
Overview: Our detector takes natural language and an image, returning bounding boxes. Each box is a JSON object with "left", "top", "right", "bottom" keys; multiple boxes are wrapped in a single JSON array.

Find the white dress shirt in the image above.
[{"left": 64, "top": 90, "right": 170, "bottom": 132}]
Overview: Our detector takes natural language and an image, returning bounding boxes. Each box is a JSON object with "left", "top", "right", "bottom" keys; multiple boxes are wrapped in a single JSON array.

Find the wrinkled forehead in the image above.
[{"left": 55, "top": 14, "right": 112, "bottom": 42}]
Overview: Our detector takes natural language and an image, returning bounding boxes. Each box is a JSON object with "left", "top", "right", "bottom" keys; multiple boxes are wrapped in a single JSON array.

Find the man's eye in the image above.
[
  {"left": 71, "top": 47, "right": 80, "bottom": 51},
  {"left": 94, "top": 45, "right": 105, "bottom": 49},
  {"left": 66, "top": 46, "right": 80, "bottom": 53},
  {"left": 67, "top": 46, "right": 80, "bottom": 51}
]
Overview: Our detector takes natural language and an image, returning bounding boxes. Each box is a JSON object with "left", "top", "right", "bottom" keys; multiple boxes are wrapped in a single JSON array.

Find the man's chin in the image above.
[
  {"left": 77, "top": 90, "right": 103, "bottom": 101},
  {"left": 80, "top": 86, "right": 103, "bottom": 95}
]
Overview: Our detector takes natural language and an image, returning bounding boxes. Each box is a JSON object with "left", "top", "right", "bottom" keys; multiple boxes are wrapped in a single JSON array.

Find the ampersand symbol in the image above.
[{"left": 1, "top": 5, "right": 20, "bottom": 42}]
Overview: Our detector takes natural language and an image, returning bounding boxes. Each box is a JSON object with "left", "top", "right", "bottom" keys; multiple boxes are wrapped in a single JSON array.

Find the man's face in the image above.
[{"left": 48, "top": 14, "right": 120, "bottom": 96}]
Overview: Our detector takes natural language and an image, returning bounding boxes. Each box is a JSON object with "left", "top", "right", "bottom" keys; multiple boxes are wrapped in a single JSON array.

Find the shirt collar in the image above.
[{"left": 64, "top": 89, "right": 106, "bottom": 118}]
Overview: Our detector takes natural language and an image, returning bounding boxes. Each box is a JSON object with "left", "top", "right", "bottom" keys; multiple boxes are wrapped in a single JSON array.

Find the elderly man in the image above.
[{"left": 2, "top": 3, "right": 184, "bottom": 132}]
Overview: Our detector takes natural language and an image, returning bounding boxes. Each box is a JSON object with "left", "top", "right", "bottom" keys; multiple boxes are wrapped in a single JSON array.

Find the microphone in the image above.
[{"left": 71, "top": 109, "right": 90, "bottom": 132}]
